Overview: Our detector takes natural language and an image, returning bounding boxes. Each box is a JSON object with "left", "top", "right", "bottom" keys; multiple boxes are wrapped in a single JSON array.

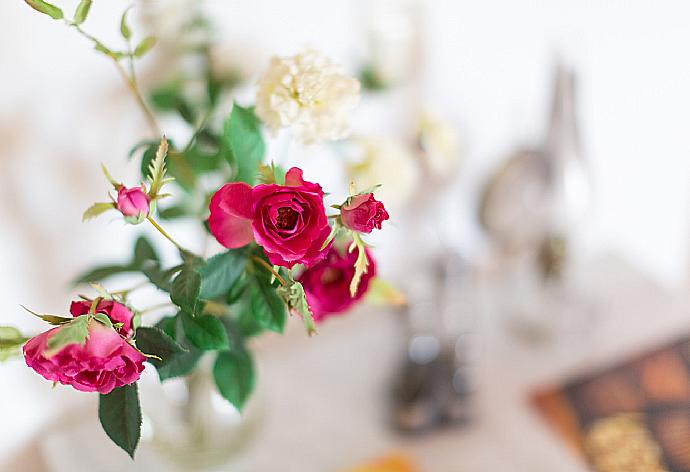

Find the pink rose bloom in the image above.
[
  {"left": 209, "top": 167, "right": 331, "bottom": 268},
  {"left": 340, "top": 193, "right": 389, "bottom": 233},
  {"left": 70, "top": 299, "right": 135, "bottom": 338},
  {"left": 297, "top": 245, "right": 376, "bottom": 321},
  {"left": 23, "top": 321, "right": 145, "bottom": 394},
  {"left": 117, "top": 185, "right": 150, "bottom": 223}
]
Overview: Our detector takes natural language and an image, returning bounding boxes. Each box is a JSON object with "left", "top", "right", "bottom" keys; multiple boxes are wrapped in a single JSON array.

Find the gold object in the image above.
[{"left": 584, "top": 414, "right": 667, "bottom": 472}]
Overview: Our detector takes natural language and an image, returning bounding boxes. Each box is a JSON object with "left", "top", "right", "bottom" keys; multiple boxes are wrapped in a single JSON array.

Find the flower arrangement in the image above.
[{"left": 3, "top": 0, "right": 391, "bottom": 458}]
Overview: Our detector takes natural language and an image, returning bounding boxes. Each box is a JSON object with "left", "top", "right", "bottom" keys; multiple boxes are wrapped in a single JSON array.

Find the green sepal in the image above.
[
  {"left": 277, "top": 274, "right": 316, "bottom": 336},
  {"left": 21, "top": 305, "right": 73, "bottom": 325},
  {"left": 93, "top": 313, "right": 113, "bottom": 328},
  {"left": 45, "top": 315, "right": 90, "bottom": 356}
]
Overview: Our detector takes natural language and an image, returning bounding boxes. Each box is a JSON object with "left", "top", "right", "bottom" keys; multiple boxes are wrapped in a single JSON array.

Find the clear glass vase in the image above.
[{"left": 141, "top": 357, "right": 265, "bottom": 471}]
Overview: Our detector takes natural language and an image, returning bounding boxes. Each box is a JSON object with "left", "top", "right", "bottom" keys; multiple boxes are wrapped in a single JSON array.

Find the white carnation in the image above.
[{"left": 255, "top": 48, "right": 360, "bottom": 144}]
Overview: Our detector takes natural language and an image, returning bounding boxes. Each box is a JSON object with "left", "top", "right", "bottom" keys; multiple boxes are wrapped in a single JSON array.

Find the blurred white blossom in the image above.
[
  {"left": 417, "top": 110, "right": 461, "bottom": 179},
  {"left": 255, "top": 48, "right": 360, "bottom": 144},
  {"left": 347, "top": 137, "right": 419, "bottom": 207}
]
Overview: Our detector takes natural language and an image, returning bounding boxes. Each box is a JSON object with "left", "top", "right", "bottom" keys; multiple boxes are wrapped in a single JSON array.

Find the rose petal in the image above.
[{"left": 209, "top": 182, "right": 255, "bottom": 248}]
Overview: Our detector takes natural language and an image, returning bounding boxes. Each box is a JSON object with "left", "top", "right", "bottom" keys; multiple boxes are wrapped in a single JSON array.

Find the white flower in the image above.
[
  {"left": 255, "top": 48, "right": 360, "bottom": 144},
  {"left": 347, "top": 137, "right": 419, "bottom": 207},
  {"left": 417, "top": 110, "right": 461, "bottom": 179}
]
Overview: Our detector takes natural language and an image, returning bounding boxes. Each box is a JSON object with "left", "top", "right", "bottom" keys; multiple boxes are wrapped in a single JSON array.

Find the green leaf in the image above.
[
  {"left": 198, "top": 249, "right": 247, "bottom": 300},
  {"left": 213, "top": 349, "right": 254, "bottom": 410},
  {"left": 82, "top": 202, "right": 116, "bottom": 222},
  {"left": 180, "top": 311, "right": 229, "bottom": 351},
  {"left": 133, "top": 36, "right": 156, "bottom": 58},
  {"left": 73, "top": 0, "right": 91, "bottom": 25},
  {"left": 226, "top": 274, "right": 247, "bottom": 304},
  {"left": 0, "top": 326, "right": 28, "bottom": 346},
  {"left": 170, "top": 267, "right": 201, "bottom": 313},
  {"left": 135, "top": 326, "right": 186, "bottom": 361},
  {"left": 24, "top": 0, "right": 63, "bottom": 19},
  {"left": 133, "top": 236, "right": 159, "bottom": 267},
  {"left": 246, "top": 272, "right": 286, "bottom": 333},
  {"left": 73, "top": 264, "right": 133, "bottom": 285},
  {"left": 150, "top": 316, "right": 202, "bottom": 380},
  {"left": 46, "top": 315, "right": 90, "bottom": 355},
  {"left": 158, "top": 205, "right": 187, "bottom": 220},
  {"left": 0, "top": 327, "right": 29, "bottom": 360},
  {"left": 224, "top": 104, "right": 265, "bottom": 185},
  {"left": 119, "top": 7, "right": 132, "bottom": 40},
  {"left": 98, "top": 383, "right": 142, "bottom": 458},
  {"left": 141, "top": 263, "right": 176, "bottom": 292}
]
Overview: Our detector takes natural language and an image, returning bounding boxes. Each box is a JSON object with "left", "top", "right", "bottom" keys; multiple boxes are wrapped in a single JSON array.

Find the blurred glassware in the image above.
[{"left": 142, "top": 358, "right": 265, "bottom": 470}]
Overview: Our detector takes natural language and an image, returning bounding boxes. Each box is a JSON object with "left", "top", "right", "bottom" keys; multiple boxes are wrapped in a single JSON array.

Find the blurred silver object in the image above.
[
  {"left": 539, "top": 62, "right": 591, "bottom": 280},
  {"left": 391, "top": 252, "right": 475, "bottom": 433},
  {"left": 479, "top": 148, "right": 551, "bottom": 254}
]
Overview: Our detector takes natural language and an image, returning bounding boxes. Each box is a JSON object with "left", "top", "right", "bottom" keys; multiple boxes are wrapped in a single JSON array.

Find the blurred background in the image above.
[{"left": 1, "top": 1, "right": 689, "bottom": 471}]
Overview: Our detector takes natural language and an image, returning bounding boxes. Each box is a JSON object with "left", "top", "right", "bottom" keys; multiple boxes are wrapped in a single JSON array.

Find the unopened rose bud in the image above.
[
  {"left": 117, "top": 186, "right": 150, "bottom": 224},
  {"left": 340, "top": 193, "right": 389, "bottom": 234}
]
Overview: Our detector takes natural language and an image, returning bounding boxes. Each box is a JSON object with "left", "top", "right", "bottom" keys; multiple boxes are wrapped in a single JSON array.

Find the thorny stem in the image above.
[{"left": 250, "top": 256, "right": 287, "bottom": 286}]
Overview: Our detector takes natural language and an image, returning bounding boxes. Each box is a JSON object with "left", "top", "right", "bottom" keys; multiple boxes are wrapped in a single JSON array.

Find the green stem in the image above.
[
  {"left": 139, "top": 302, "right": 174, "bottom": 315},
  {"left": 250, "top": 256, "right": 287, "bottom": 286},
  {"left": 147, "top": 216, "right": 186, "bottom": 252},
  {"left": 69, "top": 23, "right": 161, "bottom": 138}
]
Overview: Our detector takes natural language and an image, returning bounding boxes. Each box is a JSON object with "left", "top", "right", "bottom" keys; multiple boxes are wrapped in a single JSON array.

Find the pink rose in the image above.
[
  {"left": 340, "top": 193, "right": 389, "bottom": 233},
  {"left": 297, "top": 245, "right": 376, "bottom": 321},
  {"left": 209, "top": 167, "right": 331, "bottom": 268},
  {"left": 70, "top": 299, "right": 135, "bottom": 338},
  {"left": 23, "top": 321, "right": 145, "bottom": 394},
  {"left": 117, "top": 185, "right": 150, "bottom": 223}
]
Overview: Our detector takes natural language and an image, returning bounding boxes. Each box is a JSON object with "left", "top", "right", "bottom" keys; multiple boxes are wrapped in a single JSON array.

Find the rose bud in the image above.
[
  {"left": 116, "top": 185, "right": 150, "bottom": 224},
  {"left": 340, "top": 193, "right": 389, "bottom": 233},
  {"left": 23, "top": 321, "right": 145, "bottom": 394},
  {"left": 297, "top": 244, "right": 376, "bottom": 322},
  {"left": 209, "top": 167, "right": 331, "bottom": 268},
  {"left": 69, "top": 299, "right": 135, "bottom": 338}
]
